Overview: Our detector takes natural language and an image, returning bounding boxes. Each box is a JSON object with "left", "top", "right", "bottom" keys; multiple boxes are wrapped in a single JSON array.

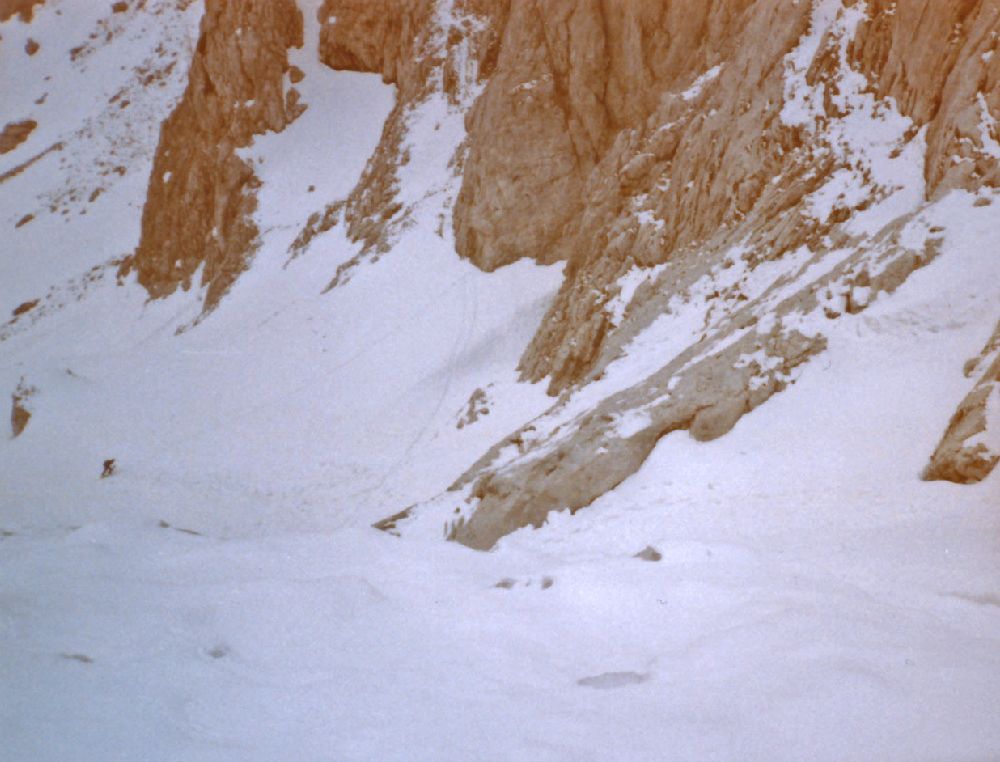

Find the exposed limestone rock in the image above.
[
  {"left": 10, "top": 399, "right": 30, "bottom": 437},
  {"left": 511, "top": 0, "right": 1000, "bottom": 394},
  {"left": 0, "top": 0, "right": 44, "bottom": 22},
  {"left": 121, "top": 0, "right": 303, "bottom": 310},
  {"left": 0, "top": 141, "right": 62, "bottom": 186},
  {"left": 456, "top": 386, "right": 491, "bottom": 429},
  {"left": 306, "top": 0, "right": 505, "bottom": 279},
  {"left": 350, "top": 0, "right": 997, "bottom": 548},
  {"left": 454, "top": 0, "right": 772, "bottom": 274},
  {"left": 924, "top": 320, "right": 1000, "bottom": 484},
  {"left": 438, "top": 226, "right": 944, "bottom": 549},
  {"left": 0, "top": 120, "right": 37, "bottom": 154},
  {"left": 849, "top": 0, "right": 1000, "bottom": 197},
  {"left": 10, "top": 378, "right": 36, "bottom": 438},
  {"left": 11, "top": 299, "right": 39, "bottom": 318},
  {"left": 131, "top": 0, "right": 1000, "bottom": 322},
  {"left": 318, "top": 0, "right": 434, "bottom": 80}
]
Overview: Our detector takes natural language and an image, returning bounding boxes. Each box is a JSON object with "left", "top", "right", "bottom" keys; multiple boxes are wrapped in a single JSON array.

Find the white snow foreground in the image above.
[{"left": 2, "top": 2, "right": 1000, "bottom": 761}]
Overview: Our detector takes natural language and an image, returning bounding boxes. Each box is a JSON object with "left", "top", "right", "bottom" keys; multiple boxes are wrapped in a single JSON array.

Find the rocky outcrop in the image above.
[
  {"left": 849, "top": 0, "right": 1000, "bottom": 197},
  {"left": 440, "top": 226, "right": 943, "bottom": 549},
  {"left": 310, "top": 0, "right": 435, "bottom": 261},
  {"left": 296, "top": 0, "right": 505, "bottom": 276},
  {"left": 506, "top": 0, "right": 812, "bottom": 392},
  {"left": 454, "top": 0, "right": 780, "bottom": 275},
  {"left": 121, "top": 0, "right": 304, "bottom": 310},
  {"left": 10, "top": 378, "right": 35, "bottom": 438},
  {"left": 0, "top": 120, "right": 37, "bottom": 155},
  {"left": 0, "top": 0, "right": 44, "bottom": 22},
  {"left": 317, "top": 0, "right": 435, "bottom": 80},
  {"left": 924, "top": 320, "right": 1000, "bottom": 484},
  {"left": 450, "top": 0, "right": 1000, "bottom": 394}
]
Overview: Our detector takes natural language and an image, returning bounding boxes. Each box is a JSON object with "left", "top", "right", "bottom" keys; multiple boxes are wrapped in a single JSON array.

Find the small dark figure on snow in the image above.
[{"left": 101, "top": 458, "right": 116, "bottom": 478}]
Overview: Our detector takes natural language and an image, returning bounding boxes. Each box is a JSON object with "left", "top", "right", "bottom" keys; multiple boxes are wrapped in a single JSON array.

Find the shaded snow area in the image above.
[{"left": 3, "top": 3, "right": 1000, "bottom": 762}]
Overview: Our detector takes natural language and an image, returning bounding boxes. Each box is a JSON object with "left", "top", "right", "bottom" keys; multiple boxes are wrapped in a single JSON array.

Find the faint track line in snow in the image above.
[{"left": 345, "top": 271, "right": 479, "bottom": 500}]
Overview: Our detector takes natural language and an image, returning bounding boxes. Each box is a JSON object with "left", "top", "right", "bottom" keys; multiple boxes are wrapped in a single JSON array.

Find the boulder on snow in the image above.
[{"left": 634, "top": 545, "right": 662, "bottom": 562}]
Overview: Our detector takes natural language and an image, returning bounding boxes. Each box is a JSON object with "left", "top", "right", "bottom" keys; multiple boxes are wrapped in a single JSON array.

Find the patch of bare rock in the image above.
[
  {"left": 0, "top": 120, "right": 37, "bottom": 155},
  {"left": 120, "top": 0, "right": 305, "bottom": 310},
  {"left": 10, "top": 378, "right": 36, "bottom": 438},
  {"left": 0, "top": 0, "right": 44, "bottom": 22},
  {"left": 924, "top": 320, "right": 1000, "bottom": 484},
  {"left": 124, "top": 0, "right": 1000, "bottom": 546}
]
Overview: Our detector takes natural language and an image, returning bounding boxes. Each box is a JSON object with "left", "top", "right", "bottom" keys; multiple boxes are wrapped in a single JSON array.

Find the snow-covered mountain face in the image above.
[{"left": 2, "top": 1, "right": 1000, "bottom": 760}]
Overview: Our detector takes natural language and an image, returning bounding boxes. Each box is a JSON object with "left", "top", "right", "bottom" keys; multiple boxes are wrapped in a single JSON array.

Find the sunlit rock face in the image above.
[{"left": 123, "top": 0, "right": 303, "bottom": 310}]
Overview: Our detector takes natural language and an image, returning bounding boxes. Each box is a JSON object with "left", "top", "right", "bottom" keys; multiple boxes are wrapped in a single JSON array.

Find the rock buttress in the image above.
[{"left": 122, "top": 0, "right": 303, "bottom": 310}]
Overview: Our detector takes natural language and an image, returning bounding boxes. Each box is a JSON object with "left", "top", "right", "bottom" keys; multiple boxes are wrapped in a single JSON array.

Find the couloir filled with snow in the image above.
[{"left": 2, "top": 2, "right": 999, "bottom": 761}]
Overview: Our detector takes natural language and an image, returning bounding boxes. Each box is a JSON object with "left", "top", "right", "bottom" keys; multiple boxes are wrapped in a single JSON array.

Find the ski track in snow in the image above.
[{"left": 1, "top": 2, "right": 1000, "bottom": 761}]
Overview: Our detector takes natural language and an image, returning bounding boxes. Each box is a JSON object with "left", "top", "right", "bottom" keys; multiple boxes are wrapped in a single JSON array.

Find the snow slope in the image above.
[
  {"left": 2, "top": 2, "right": 999, "bottom": 761},
  {"left": 0, "top": 0, "right": 203, "bottom": 311}
]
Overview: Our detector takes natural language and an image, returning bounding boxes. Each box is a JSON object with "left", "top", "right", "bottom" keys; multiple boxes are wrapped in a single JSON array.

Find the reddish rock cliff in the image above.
[
  {"left": 451, "top": 0, "right": 1000, "bottom": 393},
  {"left": 850, "top": 0, "right": 1000, "bottom": 196},
  {"left": 0, "top": 0, "right": 44, "bottom": 22},
  {"left": 122, "top": 0, "right": 303, "bottom": 310}
]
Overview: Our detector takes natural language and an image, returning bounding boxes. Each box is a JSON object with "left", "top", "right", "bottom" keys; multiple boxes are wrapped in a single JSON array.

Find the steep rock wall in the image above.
[
  {"left": 504, "top": 0, "right": 814, "bottom": 391},
  {"left": 850, "top": 0, "right": 1000, "bottom": 197},
  {"left": 458, "top": 0, "right": 1000, "bottom": 394},
  {"left": 454, "top": 0, "right": 766, "bottom": 274},
  {"left": 368, "top": 0, "right": 1000, "bottom": 547},
  {"left": 122, "top": 0, "right": 303, "bottom": 310}
]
